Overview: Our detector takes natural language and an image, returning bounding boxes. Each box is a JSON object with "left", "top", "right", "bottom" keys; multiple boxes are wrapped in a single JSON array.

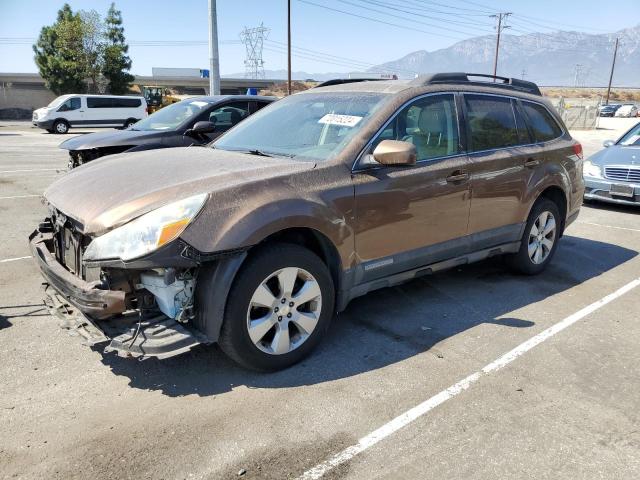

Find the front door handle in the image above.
[
  {"left": 524, "top": 158, "right": 540, "bottom": 168},
  {"left": 446, "top": 171, "right": 469, "bottom": 183}
]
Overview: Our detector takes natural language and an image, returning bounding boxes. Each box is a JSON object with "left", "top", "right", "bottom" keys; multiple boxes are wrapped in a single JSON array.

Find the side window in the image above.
[
  {"left": 58, "top": 98, "right": 81, "bottom": 112},
  {"left": 252, "top": 101, "right": 270, "bottom": 112},
  {"left": 513, "top": 101, "right": 532, "bottom": 145},
  {"left": 87, "top": 97, "right": 110, "bottom": 108},
  {"left": 465, "top": 94, "right": 518, "bottom": 151},
  {"left": 110, "top": 98, "right": 142, "bottom": 108},
  {"left": 208, "top": 102, "right": 250, "bottom": 131},
  {"left": 372, "top": 94, "right": 459, "bottom": 161},
  {"left": 521, "top": 101, "right": 563, "bottom": 142}
]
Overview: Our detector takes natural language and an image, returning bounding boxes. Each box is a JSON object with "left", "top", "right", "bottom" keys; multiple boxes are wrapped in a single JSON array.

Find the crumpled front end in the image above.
[{"left": 29, "top": 215, "right": 206, "bottom": 359}]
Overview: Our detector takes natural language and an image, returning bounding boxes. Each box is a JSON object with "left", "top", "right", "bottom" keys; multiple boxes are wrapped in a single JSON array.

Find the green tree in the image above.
[
  {"left": 32, "top": 3, "right": 134, "bottom": 95},
  {"left": 33, "top": 4, "right": 86, "bottom": 95},
  {"left": 102, "top": 2, "right": 134, "bottom": 94}
]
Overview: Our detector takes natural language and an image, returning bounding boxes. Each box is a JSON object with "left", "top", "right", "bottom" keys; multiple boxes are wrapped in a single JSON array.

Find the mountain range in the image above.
[{"left": 225, "top": 24, "right": 639, "bottom": 87}]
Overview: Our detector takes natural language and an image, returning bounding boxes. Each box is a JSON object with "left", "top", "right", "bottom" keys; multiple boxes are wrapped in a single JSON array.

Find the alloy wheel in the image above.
[
  {"left": 246, "top": 267, "right": 322, "bottom": 355},
  {"left": 528, "top": 211, "right": 556, "bottom": 264}
]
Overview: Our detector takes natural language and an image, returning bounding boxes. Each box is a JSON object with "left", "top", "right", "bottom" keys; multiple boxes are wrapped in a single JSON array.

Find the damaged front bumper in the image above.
[
  {"left": 30, "top": 229, "right": 126, "bottom": 318},
  {"left": 29, "top": 227, "right": 206, "bottom": 359}
]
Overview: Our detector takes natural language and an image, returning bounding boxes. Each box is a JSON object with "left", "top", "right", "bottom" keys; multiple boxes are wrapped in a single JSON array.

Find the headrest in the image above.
[{"left": 418, "top": 105, "right": 446, "bottom": 133}]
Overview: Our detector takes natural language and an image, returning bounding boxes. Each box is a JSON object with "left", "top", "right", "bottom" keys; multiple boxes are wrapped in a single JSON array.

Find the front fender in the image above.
[{"left": 181, "top": 163, "right": 356, "bottom": 270}]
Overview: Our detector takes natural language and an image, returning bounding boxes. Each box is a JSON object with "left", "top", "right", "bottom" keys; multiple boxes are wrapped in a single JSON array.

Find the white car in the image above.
[
  {"left": 32, "top": 94, "right": 148, "bottom": 134},
  {"left": 614, "top": 104, "right": 638, "bottom": 118}
]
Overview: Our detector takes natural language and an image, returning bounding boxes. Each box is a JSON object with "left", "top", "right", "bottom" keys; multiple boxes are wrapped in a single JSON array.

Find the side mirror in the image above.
[
  {"left": 372, "top": 140, "right": 417, "bottom": 166},
  {"left": 185, "top": 120, "right": 216, "bottom": 137},
  {"left": 603, "top": 140, "right": 615, "bottom": 148}
]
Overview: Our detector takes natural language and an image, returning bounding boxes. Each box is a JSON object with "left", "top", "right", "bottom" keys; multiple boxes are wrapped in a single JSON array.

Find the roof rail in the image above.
[
  {"left": 410, "top": 72, "right": 542, "bottom": 96},
  {"left": 314, "top": 78, "right": 387, "bottom": 88}
]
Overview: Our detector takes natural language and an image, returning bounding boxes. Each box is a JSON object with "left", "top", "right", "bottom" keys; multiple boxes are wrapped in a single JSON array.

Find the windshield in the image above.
[
  {"left": 47, "top": 95, "right": 70, "bottom": 109},
  {"left": 133, "top": 99, "right": 211, "bottom": 131},
  {"left": 618, "top": 123, "right": 640, "bottom": 146},
  {"left": 214, "top": 92, "right": 390, "bottom": 162}
]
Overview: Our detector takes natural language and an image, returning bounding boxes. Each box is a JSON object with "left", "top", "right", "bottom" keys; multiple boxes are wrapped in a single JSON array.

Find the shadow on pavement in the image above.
[
  {"left": 100, "top": 235, "right": 637, "bottom": 397},
  {"left": 583, "top": 201, "right": 640, "bottom": 215},
  {"left": 0, "top": 303, "right": 49, "bottom": 330}
]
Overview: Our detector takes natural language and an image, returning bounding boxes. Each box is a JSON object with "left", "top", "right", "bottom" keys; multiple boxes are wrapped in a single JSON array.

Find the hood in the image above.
[
  {"left": 59, "top": 129, "right": 162, "bottom": 151},
  {"left": 44, "top": 147, "right": 314, "bottom": 235},
  {"left": 590, "top": 145, "right": 640, "bottom": 166}
]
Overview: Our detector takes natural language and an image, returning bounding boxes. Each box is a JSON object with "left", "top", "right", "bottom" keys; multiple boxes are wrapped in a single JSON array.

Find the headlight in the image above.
[
  {"left": 83, "top": 193, "right": 208, "bottom": 261},
  {"left": 583, "top": 160, "right": 602, "bottom": 178}
]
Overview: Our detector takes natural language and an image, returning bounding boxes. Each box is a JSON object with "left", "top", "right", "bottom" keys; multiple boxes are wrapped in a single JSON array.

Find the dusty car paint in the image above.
[{"left": 30, "top": 76, "right": 584, "bottom": 362}]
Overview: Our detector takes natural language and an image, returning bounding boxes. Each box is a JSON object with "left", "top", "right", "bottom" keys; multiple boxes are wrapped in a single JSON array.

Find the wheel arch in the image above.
[
  {"left": 533, "top": 184, "right": 568, "bottom": 236},
  {"left": 256, "top": 226, "right": 343, "bottom": 296}
]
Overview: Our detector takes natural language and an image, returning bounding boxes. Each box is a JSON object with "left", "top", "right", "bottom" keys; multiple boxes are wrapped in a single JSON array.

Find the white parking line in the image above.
[
  {"left": 299, "top": 277, "right": 640, "bottom": 480},
  {"left": 0, "top": 256, "right": 32, "bottom": 263},
  {"left": 578, "top": 221, "right": 640, "bottom": 233},
  {"left": 0, "top": 194, "right": 41, "bottom": 200},
  {"left": 0, "top": 168, "right": 61, "bottom": 174}
]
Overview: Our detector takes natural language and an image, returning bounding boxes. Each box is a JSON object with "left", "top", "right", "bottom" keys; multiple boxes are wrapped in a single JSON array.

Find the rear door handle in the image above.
[
  {"left": 524, "top": 158, "right": 540, "bottom": 168},
  {"left": 446, "top": 171, "right": 469, "bottom": 183}
]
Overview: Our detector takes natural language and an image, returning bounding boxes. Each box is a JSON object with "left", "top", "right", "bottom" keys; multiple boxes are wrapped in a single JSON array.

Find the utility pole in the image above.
[
  {"left": 287, "top": 0, "right": 292, "bottom": 95},
  {"left": 605, "top": 37, "right": 619, "bottom": 105},
  {"left": 521, "top": 68, "right": 527, "bottom": 80},
  {"left": 490, "top": 12, "right": 511, "bottom": 78},
  {"left": 208, "top": 0, "right": 221, "bottom": 95}
]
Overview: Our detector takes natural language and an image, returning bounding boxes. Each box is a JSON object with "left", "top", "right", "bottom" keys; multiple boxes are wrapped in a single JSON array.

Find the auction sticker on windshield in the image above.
[{"left": 318, "top": 113, "right": 363, "bottom": 127}]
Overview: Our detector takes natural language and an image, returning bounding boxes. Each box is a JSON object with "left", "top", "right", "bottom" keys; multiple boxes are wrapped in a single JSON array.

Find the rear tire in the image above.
[
  {"left": 53, "top": 120, "right": 69, "bottom": 134},
  {"left": 507, "top": 198, "right": 561, "bottom": 275},
  {"left": 217, "top": 243, "right": 334, "bottom": 371},
  {"left": 124, "top": 118, "right": 137, "bottom": 129}
]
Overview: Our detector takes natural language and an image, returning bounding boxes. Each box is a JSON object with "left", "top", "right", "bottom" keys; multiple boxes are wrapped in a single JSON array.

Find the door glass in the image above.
[
  {"left": 373, "top": 94, "right": 459, "bottom": 161},
  {"left": 513, "top": 101, "right": 533, "bottom": 145},
  {"left": 521, "top": 101, "right": 563, "bottom": 142},
  {"left": 209, "top": 102, "right": 250, "bottom": 132},
  {"left": 465, "top": 95, "right": 519, "bottom": 151},
  {"left": 58, "top": 98, "right": 80, "bottom": 112}
]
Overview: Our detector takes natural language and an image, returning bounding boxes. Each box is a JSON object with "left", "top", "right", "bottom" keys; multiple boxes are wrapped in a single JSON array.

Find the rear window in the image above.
[
  {"left": 87, "top": 97, "right": 142, "bottom": 108},
  {"left": 465, "top": 94, "right": 519, "bottom": 151},
  {"left": 521, "top": 101, "right": 563, "bottom": 142}
]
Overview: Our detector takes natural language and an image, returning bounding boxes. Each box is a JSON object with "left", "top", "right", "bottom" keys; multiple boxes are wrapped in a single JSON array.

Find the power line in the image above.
[
  {"left": 265, "top": 39, "right": 418, "bottom": 75},
  {"left": 335, "top": 0, "right": 490, "bottom": 37},
  {"left": 347, "top": 0, "right": 495, "bottom": 29},
  {"left": 296, "top": 0, "right": 472, "bottom": 41}
]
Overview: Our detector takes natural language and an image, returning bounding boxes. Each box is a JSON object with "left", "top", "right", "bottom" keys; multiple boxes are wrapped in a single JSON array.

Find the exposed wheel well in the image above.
[
  {"left": 257, "top": 228, "right": 342, "bottom": 295},
  {"left": 539, "top": 186, "right": 567, "bottom": 235}
]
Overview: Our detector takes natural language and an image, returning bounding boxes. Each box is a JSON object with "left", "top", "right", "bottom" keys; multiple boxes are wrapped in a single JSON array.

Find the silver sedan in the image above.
[{"left": 584, "top": 122, "right": 640, "bottom": 206}]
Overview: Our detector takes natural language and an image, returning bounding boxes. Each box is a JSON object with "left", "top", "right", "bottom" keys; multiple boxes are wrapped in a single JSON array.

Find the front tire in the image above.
[
  {"left": 217, "top": 243, "right": 334, "bottom": 371},
  {"left": 53, "top": 120, "right": 69, "bottom": 134},
  {"left": 507, "top": 198, "right": 561, "bottom": 275}
]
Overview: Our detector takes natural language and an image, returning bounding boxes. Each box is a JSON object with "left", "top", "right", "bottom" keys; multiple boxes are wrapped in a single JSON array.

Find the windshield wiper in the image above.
[{"left": 246, "top": 149, "right": 273, "bottom": 157}]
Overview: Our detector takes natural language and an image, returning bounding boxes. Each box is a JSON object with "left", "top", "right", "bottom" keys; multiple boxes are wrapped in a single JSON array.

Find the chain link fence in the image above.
[{"left": 549, "top": 96, "right": 600, "bottom": 130}]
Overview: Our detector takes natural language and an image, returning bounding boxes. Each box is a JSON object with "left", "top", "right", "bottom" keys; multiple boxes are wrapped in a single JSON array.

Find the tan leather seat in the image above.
[{"left": 405, "top": 105, "right": 451, "bottom": 159}]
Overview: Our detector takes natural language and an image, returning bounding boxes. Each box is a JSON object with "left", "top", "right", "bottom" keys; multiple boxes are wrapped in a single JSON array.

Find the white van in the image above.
[{"left": 32, "top": 94, "right": 148, "bottom": 134}]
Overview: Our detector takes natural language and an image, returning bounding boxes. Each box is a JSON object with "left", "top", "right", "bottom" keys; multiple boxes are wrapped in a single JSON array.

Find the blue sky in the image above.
[{"left": 0, "top": 0, "right": 637, "bottom": 75}]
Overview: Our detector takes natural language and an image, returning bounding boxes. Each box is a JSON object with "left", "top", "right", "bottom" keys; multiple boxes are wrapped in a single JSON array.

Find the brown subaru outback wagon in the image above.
[{"left": 30, "top": 73, "right": 584, "bottom": 370}]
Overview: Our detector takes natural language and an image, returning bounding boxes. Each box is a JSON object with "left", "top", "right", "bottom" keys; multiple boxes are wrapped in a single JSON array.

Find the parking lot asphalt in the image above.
[{"left": 1, "top": 119, "right": 639, "bottom": 480}]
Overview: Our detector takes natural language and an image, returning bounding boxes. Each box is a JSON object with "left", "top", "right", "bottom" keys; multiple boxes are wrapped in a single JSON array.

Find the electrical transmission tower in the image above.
[
  {"left": 573, "top": 64, "right": 584, "bottom": 87},
  {"left": 240, "top": 23, "right": 269, "bottom": 79}
]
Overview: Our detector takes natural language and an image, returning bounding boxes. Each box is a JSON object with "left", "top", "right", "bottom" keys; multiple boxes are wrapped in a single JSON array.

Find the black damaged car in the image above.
[{"left": 60, "top": 95, "right": 275, "bottom": 168}]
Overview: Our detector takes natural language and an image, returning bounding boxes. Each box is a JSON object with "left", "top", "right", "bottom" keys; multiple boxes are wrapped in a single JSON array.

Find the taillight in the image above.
[{"left": 572, "top": 142, "right": 583, "bottom": 160}]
